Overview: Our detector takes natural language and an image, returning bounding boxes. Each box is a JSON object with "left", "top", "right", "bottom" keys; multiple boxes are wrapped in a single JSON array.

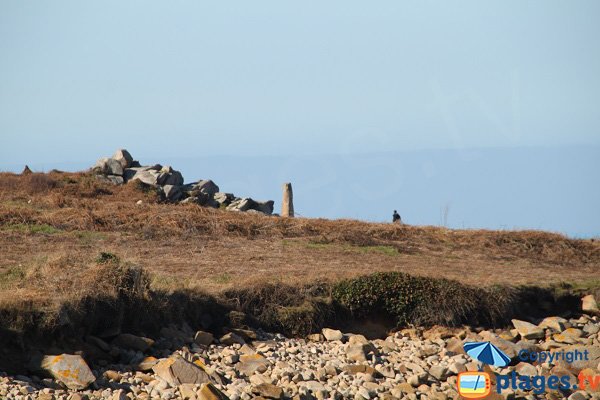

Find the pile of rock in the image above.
[
  {"left": 2, "top": 295, "right": 599, "bottom": 399},
  {"left": 92, "top": 149, "right": 274, "bottom": 215}
]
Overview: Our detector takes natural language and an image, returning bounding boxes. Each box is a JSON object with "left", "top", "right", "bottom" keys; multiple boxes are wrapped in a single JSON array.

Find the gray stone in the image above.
[
  {"left": 191, "top": 192, "right": 220, "bottom": 208},
  {"left": 180, "top": 196, "right": 199, "bottom": 205},
  {"left": 194, "top": 331, "right": 214, "bottom": 346},
  {"left": 130, "top": 170, "right": 161, "bottom": 186},
  {"left": 158, "top": 166, "right": 184, "bottom": 186},
  {"left": 112, "top": 149, "right": 133, "bottom": 169},
  {"left": 254, "top": 200, "right": 274, "bottom": 215},
  {"left": 162, "top": 185, "right": 183, "bottom": 202},
  {"left": 227, "top": 198, "right": 253, "bottom": 212},
  {"left": 226, "top": 198, "right": 274, "bottom": 215},
  {"left": 94, "top": 157, "right": 123, "bottom": 176},
  {"left": 193, "top": 180, "right": 220, "bottom": 196},
  {"left": 122, "top": 167, "right": 142, "bottom": 181},
  {"left": 214, "top": 192, "right": 234, "bottom": 206},
  {"left": 111, "top": 333, "right": 154, "bottom": 351}
]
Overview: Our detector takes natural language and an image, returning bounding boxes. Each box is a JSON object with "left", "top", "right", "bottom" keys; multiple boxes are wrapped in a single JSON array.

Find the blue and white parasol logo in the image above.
[{"left": 463, "top": 341, "right": 511, "bottom": 368}]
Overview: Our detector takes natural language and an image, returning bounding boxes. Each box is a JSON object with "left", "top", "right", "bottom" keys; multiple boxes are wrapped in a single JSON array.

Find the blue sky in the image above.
[{"left": 1, "top": 1, "right": 599, "bottom": 236}]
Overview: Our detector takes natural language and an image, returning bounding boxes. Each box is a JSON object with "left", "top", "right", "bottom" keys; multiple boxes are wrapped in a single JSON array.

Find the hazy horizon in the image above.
[
  {"left": 2, "top": 144, "right": 598, "bottom": 239},
  {"left": 1, "top": 1, "right": 599, "bottom": 237}
]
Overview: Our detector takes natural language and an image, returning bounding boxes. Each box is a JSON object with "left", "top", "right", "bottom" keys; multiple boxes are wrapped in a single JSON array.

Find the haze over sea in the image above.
[
  {"left": 1, "top": 1, "right": 599, "bottom": 237},
  {"left": 1, "top": 145, "right": 598, "bottom": 238}
]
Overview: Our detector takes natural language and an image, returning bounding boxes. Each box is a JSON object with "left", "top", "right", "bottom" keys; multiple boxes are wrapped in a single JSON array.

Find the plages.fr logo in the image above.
[{"left": 457, "top": 341, "right": 598, "bottom": 398}]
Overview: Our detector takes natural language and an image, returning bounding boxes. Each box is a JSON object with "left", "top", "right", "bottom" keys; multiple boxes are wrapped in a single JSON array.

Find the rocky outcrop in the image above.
[
  {"left": 92, "top": 149, "right": 275, "bottom": 215},
  {"left": 226, "top": 198, "right": 274, "bottom": 214}
]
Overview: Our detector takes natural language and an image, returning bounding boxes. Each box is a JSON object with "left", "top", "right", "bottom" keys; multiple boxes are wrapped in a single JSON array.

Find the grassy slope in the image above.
[{"left": 0, "top": 171, "right": 599, "bottom": 334}]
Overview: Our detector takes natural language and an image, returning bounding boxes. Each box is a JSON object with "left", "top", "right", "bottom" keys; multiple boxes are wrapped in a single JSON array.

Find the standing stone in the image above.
[
  {"left": 282, "top": 183, "right": 294, "bottom": 217},
  {"left": 21, "top": 165, "right": 32, "bottom": 175}
]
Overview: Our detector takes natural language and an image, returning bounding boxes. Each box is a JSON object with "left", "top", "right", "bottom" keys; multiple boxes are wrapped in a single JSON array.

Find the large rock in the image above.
[
  {"left": 347, "top": 342, "right": 377, "bottom": 362},
  {"left": 184, "top": 192, "right": 219, "bottom": 208},
  {"left": 582, "top": 295, "right": 599, "bottom": 314},
  {"left": 538, "top": 316, "right": 568, "bottom": 332},
  {"left": 112, "top": 149, "right": 133, "bottom": 169},
  {"left": 41, "top": 354, "right": 96, "bottom": 390},
  {"left": 162, "top": 185, "right": 183, "bottom": 202},
  {"left": 96, "top": 174, "right": 124, "bottom": 185},
  {"left": 111, "top": 333, "right": 154, "bottom": 351},
  {"left": 235, "top": 354, "right": 270, "bottom": 376},
  {"left": 213, "top": 192, "right": 234, "bottom": 206},
  {"left": 94, "top": 158, "right": 123, "bottom": 176},
  {"left": 158, "top": 166, "right": 184, "bottom": 186},
  {"left": 152, "top": 355, "right": 212, "bottom": 387},
  {"left": 226, "top": 198, "right": 274, "bottom": 215},
  {"left": 123, "top": 167, "right": 142, "bottom": 182},
  {"left": 130, "top": 170, "right": 161, "bottom": 186},
  {"left": 511, "top": 319, "right": 545, "bottom": 340},
  {"left": 194, "top": 331, "right": 214, "bottom": 346},
  {"left": 322, "top": 328, "right": 343, "bottom": 342},
  {"left": 192, "top": 180, "right": 220, "bottom": 196},
  {"left": 254, "top": 200, "right": 274, "bottom": 215},
  {"left": 226, "top": 198, "right": 253, "bottom": 212}
]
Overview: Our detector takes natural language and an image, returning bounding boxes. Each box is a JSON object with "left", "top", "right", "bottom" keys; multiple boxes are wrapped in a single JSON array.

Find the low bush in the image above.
[{"left": 332, "top": 272, "right": 515, "bottom": 327}]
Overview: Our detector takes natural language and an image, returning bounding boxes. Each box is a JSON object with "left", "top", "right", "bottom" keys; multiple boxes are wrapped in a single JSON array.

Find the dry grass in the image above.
[{"left": 0, "top": 171, "right": 599, "bottom": 310}]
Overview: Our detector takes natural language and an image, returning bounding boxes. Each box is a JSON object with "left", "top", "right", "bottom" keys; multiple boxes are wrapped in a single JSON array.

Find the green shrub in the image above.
[
  {"left": 96, "top": 251, "right": 119, "bottom": 264},
  {"left": 332, "top": 272, "right": 510, "bottom": 327}
]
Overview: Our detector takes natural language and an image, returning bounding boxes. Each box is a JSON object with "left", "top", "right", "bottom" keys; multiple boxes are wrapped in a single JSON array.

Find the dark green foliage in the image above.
[
  {"left": 332, "top": 272, "right": 515, "bottom": 327},
  {"left": 96, "top": 251, "right": 119, "bottom": 264}
]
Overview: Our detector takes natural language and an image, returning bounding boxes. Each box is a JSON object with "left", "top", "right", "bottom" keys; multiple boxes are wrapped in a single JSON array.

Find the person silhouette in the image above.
[{"left": 392, "top": 210, "right": 401, "bottom": 223}]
